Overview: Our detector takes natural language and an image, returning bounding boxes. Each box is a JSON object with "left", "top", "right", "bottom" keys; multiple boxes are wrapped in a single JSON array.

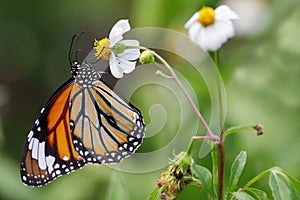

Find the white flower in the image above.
[
  {"left": 94, "top": 19, "right": 140, "bottom": 78},
  {"left": 184, "top": 5, "right": 238, "bottom": 51}
]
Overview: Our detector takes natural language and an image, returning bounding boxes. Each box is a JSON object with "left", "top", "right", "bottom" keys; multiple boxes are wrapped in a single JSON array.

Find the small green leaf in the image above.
[
  {"left": 232, "top": 191, "right": 256, "bottom": 200},
  {"left": 269, "top": 171, "right": 292, "bottom": 200},
  {"left": 274, "top": 168, "right": 300, "bottom": 199},
  {"left": 148, "top": 187, "right": 163, "bottom": 200},
  {"left": 228, "top": 151, "right": 247, "bottom": 193},
  {"left": 246, "top": 188, "right": 269, "bottom": 200},
  {"left": 191, "top": 163, "right": 214, "bottom": 197},
  {"left": 224, "top": 125, "right": 259, "bottom": 138}
]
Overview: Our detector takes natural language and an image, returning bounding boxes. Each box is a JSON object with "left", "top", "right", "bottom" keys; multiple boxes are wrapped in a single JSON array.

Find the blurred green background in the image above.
[{"left": 0, "top": 0, "right": 300, "bottom": 199}]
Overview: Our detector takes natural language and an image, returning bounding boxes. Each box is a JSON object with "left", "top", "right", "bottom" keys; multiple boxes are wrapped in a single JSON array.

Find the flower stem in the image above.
[
  {"left": 211, "top": 143, "right": 219, "bottom": 199},
  {"left": 212, "top": 50, "right": 225, "bottom": 200},
  {"left": 137, "top": 46, "right": 219, "bottom": 141},
  {"left": 217, "top": 142, "right": 224, "bottom": 200},
  {"left": 213, "top": 51, "right": 220, "bottom": 68},
  {"left": 186, "top": 137, "right": 195, "bottom": 156}
]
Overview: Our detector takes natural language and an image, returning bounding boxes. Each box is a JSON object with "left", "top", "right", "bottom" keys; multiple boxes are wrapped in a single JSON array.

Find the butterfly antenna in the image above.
[
  {"left": 69, "top": 32, "right": 86, "bottom": 65},
  {"left": 69, "top": 34, "right": 77, "bottom": 65}
]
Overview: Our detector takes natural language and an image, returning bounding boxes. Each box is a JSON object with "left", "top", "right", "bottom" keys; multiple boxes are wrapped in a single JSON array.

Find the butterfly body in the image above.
[{"left": 20, "top": 60, "right": 145, "bottom": 187}]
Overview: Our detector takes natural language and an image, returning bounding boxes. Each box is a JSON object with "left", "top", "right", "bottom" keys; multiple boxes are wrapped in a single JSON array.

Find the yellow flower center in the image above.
[
  {"left": 94, "top": 37, "right": 111, "bottom": 60},
  {"left": 197, "top": 6, "right": 215, "bottom": 26}
]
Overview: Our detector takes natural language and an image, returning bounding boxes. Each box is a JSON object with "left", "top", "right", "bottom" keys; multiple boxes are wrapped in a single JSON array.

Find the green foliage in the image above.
[
  {"left": 245, "top": 188, "right": 268, "bottom": 200},
  {"left": 232, "top": 191, "right": 256, "bottom": 200},
  {"left": 153, "top": 148, "right": 300, "bottom": 199},
  {"left": 191, "top": 163, "right": 214, "bottom": 198},
  {"left": 227, "top": 151, "right": 247, "bottom": 199},
  {"left": 148, "top": 187, "right": 163, "bottom": 200},
  {"left": 269, "top": 171, "right": 291, "bottom": 200},
  {"left": 268, "top": 168, "right": 300, "bottom": 200}
]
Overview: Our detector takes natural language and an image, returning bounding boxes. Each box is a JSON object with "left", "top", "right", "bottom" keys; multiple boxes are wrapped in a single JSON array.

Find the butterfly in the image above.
[{"left": 20, "top": 36, "right": 145, "bottom": 187}]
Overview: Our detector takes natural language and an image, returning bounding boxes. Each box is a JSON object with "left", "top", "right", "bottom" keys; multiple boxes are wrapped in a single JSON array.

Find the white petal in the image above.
[
  {"left": 215, "top": 5, "right": 239, "bottom": 21},
  {"left": 214, "top": 20, "right": 235, "bottom": 39},
  {"left": 203, "top": 21, "right": 235, "bottom": 51},
  {"left": 116, "top": 57, "right": 136, "bottom": 73},
  {"left": 114, "top": 40, "right": 140, "bottom": 60},
  {"left": 197, "top": 27, "right": 211, "bottom": 50},
  {"left": 109, "top": 19, "right": 131, "bottom": 47},
  {"left": 184, "top": 12, "right": 199, "bottom": 29},
  {"left": 109, "top": 53, "right": 124, "bottom": 78},
  {"left": 109, "top": 28, "right": 124, "bottom": 47},
  {"left": 121, "top": 39, "right": 140, "bottom": 47},
  {"left": 188, "top": 23, "right": 202, "bottom": 43},
  {"left": 203, "top": 25, "right": 224, "bottom": 51},
  {"left": 118, "top": 48, "right": 140, "bottom": 60}
]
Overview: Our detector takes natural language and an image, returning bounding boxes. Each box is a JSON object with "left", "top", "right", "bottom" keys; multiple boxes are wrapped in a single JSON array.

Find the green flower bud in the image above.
[{"left": 139, "top": 50, "right": 155, "bottom": 64}]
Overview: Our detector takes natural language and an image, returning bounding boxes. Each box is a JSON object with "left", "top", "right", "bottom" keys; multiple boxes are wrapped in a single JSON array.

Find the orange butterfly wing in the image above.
[{"left": 20, "top": 78, "right": 85, "bottom": 187}]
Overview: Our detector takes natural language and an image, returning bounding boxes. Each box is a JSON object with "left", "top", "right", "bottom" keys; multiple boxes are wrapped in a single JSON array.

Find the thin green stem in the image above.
[
  {"left": 185, "top": 137, "right": 195, "bottom": 156},
  {"left": 136, "top": 46, "right": 219, "bottom": 141},
  {"left": 213, "top": 51, "right": 220, "bottom": 68},
  {"left": 241, "top": 167, "right": 276, "bottom": 191}
]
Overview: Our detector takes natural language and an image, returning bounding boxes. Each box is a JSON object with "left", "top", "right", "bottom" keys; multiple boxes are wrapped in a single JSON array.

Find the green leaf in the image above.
[
  {"left": 148, "top": 187, "right": 163, "bottom": 200},
  {"left": 105, "top": 172, "right": 129, "bottom": 200},
  {"left": 285, "top": 172, "right": 300, "bottom": 199},
  {"left": 228, "top": 151, "right": 247, "bottom": 194},
  {"left": 269, "top": 171, "right": 292, "bottom": 200},
  {"left": 274, "top": 168, "right": 300, "bottom": 199},
  {"left": 232, "top": 191, "right": 256, "bottom": 200},
  {"left": 191, "top": 162, "right": 214, "bottom": 197},
  {"left": 246, "top": 188, "right": 269, "bottom": 200},
  {"left": 224, "top": 125, "right": 254, "bottom": 138}
]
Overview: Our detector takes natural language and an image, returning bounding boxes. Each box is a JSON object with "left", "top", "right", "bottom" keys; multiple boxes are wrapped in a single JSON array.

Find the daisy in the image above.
[
  {"left": 184, "top": 5, "right": 238, "bottom": 51},
  {"left": 94, "top": 19, "right": 140, "bottom": 78}
]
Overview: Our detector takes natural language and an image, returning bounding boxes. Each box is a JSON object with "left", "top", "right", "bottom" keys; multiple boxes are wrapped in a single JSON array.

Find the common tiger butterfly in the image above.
[{"left": 20, "top": 35, "right": 145, "bottom": 187}]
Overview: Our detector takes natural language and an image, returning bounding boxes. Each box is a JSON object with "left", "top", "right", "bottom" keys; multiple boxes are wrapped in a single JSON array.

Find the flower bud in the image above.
[{"left": 139, "top": 50, "right": 155, "bottom": 64}]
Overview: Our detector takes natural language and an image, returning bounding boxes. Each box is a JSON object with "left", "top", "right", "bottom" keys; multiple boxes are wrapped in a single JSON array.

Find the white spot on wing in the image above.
[
  {"left": 27, "top": 131, "right": 34, "bottom": 142},
  {"left": 31, "top": 138, "right": 39, "bottom": 160},
  {"left": 133, "top": 141, "right": 139, "bottom": 146},
  {"left": 62, "top": 156, "right": 69, "bottom": 161},
  {"left": 28, "top": 137, "right": 34, "bottom": 150},
  {"left": 38, "top": 142, "right": 47, "bottom": 170},
  {"left": 46, "top": 155, "right": 55, "bottom": 174}
]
